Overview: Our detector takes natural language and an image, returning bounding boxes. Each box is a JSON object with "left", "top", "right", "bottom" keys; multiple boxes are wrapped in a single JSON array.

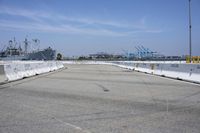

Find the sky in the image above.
[{"left": 0, "top": 0, "right": 199, "bottom": 57}]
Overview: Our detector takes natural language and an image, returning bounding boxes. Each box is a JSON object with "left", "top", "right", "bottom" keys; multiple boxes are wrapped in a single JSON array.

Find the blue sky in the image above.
[{"left": 0, "top": 0, "right": 199, "bottom": 56}]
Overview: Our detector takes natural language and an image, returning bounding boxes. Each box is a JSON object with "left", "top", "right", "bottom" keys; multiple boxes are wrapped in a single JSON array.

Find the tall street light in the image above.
[{"left": 189, "top": 0, "right": 192, "bottom": 63}]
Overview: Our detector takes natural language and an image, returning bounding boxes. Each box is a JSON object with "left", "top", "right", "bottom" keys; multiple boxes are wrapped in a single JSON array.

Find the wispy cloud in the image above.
[
  {"left": 0, "top": 20, "right": 126, "bottom": 36},
  {"left": 0, "top": 6, "right": 132, "bottom": 28},
  {"left": 0, "top": 6, "right": 162, "bottom": 36}
]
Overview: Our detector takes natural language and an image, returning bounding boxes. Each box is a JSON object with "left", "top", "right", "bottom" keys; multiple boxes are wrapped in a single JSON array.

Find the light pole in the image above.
[{"left": 189, "top": 0, "right": 192, "bottom": 63}]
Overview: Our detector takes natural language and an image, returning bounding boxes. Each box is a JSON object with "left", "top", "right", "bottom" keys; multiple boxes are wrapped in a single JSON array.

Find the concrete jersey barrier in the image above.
[
  {"left": 111, "top": 61, "right": 200, "bottom": 83},
  {"left": 0, "top": 61, "right": 64, "bottom": 84},
  {"left": 0, "top": 65, "right": 6, "bottom": 83},
  {"left": 56, "top": 60, "right": 200, "bottom": 83}
]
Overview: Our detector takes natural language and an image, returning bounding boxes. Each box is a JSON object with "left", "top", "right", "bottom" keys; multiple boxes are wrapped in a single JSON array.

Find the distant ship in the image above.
[{"left": 0, "top": 38, "right": 56, "bottom": 60}]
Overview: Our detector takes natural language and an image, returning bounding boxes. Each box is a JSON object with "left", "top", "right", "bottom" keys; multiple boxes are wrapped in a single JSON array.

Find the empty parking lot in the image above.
[{"left": 0, "top": 64, "right": 200, "bottom": 133}]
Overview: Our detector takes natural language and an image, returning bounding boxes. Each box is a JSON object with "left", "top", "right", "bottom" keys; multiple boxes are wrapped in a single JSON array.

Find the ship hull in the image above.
[
  {"left": 27, "top": 49, "right": 56, "bottom": 60},
  {"left": 0, "top": 55, "right": 27, "bottom": 61},
  {"left": 0, "top": 49, "right": 56, "bottom": 61}
]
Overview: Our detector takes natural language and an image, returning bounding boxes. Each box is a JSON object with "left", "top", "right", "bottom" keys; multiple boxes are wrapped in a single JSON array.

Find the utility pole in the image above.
[{"left": 189, "top": 0, "right": 192, "bottom": 63}]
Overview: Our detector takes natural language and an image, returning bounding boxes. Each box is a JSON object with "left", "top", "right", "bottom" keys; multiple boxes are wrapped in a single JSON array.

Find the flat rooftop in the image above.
[{"left": 0, "top": 64, "right": 200, "bottom": 133}]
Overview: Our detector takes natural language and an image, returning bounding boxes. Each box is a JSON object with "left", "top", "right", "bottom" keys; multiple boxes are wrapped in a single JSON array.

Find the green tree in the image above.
[{"left": 57, "top": 53, "right": 62, "bottom": 60}]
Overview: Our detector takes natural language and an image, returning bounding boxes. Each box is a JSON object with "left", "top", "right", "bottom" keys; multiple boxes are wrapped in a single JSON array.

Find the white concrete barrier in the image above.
[
  {"left": 0, "top": 65, "right": 6, "bottom": 83},
  {"left": 62, "top": 60, "right": 200, "bottom": 83},
  {"left": 159, "top": 64, "right": 200, "bottom": 83},
  {"left": 111, "top": 61, "right": 200, "bottom": 83},
  {"left": 0, "top": 61, "right": 64, "bottom": 83}
]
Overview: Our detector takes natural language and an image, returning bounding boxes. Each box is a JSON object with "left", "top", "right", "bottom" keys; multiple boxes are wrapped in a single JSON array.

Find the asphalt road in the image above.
[{"left": 0, "top": 64, "right": 200, "bottom": 133}]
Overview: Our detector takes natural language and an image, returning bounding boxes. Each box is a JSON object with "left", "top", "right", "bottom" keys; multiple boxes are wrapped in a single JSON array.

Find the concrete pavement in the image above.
[{"left": 0, "top": 64, "right": 200, "bottom": 133}]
